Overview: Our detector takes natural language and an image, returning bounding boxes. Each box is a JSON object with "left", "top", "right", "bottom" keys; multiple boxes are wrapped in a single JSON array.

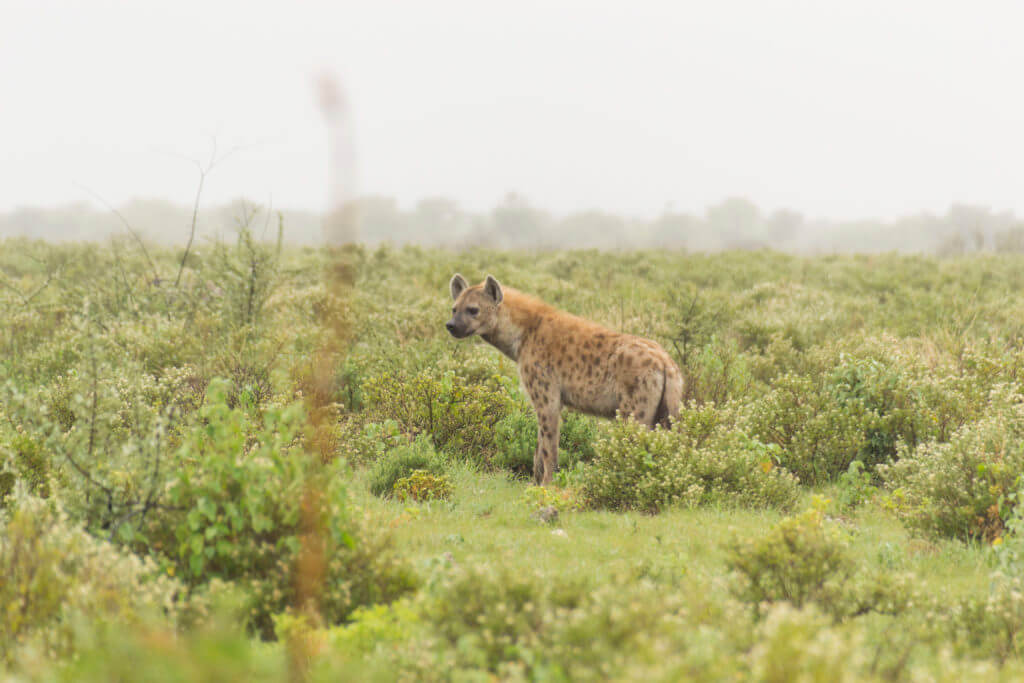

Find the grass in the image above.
[{"left": 351, "top": 465, "right": 995, "bottom": 605}]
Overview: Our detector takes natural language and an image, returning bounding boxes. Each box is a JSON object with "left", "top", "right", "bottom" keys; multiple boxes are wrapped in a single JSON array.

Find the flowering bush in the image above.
[
  {"left": 580, "top": 406, "right": 800, "bottom": 513},
  {"left": 728, "top": 498, "right": 920, "bottom": 620},
  {"left": 879, "top": 387, "right": 1024, "bottom": 541},
  {"left": 1, "top": 494, "right": 183, "bottom": 665},
  {"left": 367, "top": 435, "right": 447, "bottom": 498},
  {"left": 393, "top": 470, "right": 453, "bottom": 503},
  {"left": 727, "top": 497, "right": 853, "bottom": 610},
  {"left": 362, "top": 370, "right": 514, "bottom": 458}
]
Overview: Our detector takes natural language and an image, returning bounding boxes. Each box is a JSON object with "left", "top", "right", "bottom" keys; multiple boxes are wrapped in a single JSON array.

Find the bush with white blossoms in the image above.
[
  {"left": 879, "top": 386, "right": 1024, "bottom": 541},
  {"left": 1, "top": 492, "right": 184, "bottom": 666}
]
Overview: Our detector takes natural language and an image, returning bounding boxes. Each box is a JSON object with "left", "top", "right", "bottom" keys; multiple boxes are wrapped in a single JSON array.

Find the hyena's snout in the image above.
[
  {"left": 446, "top": 319, "right": 466, "bottom": 337},
  {"left": 446, "top": 313, "right": 475, "bottom": 338}
]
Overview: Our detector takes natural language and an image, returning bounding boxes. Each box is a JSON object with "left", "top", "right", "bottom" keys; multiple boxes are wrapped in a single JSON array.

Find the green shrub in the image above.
[
  {"left": 423, "top": 567, "right": 568, "bottom": 672},
  {"left": 413, "top": 566, "right": 708, "bottom": 680},
  {"left": 683, "top": 337, "right": 755, "bottom": 406},
  {"left": 393, "top": 470, "right": 453, "bottom": 503},
  {"left": 579, "top": 419, "right": 703, "bottom": 512},
  {"left": 362, "top": 370, "right": 514, "bottom": 459},
  {"left": 745, "top": 345, "right": 990, "bottom": 485},
  {"left": 109, "top": 313, "right": 197, "bottom": 377},
  {"left": 491, "top": 410, "right": 536, "bottom": 474},
  {"left": 0, "top": 471, "right": 12, "bottom": 506},
  {"left": 522, "top": 482, "right": 583, "bottom": 516},
  {"left": 320, "top": 599, "right": 422, "bottom": 658},
  {"left": 834, "top": 460, "right": 875, "bottom": 511},
  {"left": 1, "top": 430, "right": 52, "bottom": 502},
  {"left": 727, "top": 498, "right": 853, "bottom": 611},
  {"left": 688, "top": 431, "right": 801, "bottom": 509},
  {"left": 994, "top": 480, "right": 1024, "bottom": 576},
  {"left": 558, "top": 411, "right": 598, "bottom": 462},
  {"left": 1, "top": 495, "right": 183, "bottom": 666},
  {"left": 827, "top": 357, "right": 918, "bottom": 463},
  {"left": 879, "top": 387, "right": 1024, "bottom": 541},
  {"left": 744, "top": 373, "right": 873, "bottom": 485},
  {"left": 943, "top": 573, "right": 1024, "bottom": 663},
  {"left": 492, "top": 409, "right": 597, "bottom": 476},
  {"left": 727, "top": 497, "right": 919, "bottom": 621},
  {"left": 372, "top": 563, "right": 758, "bottom": 681},
  {"left": 823, "top": 348, "right": 985, "bottom": 464},
  {"left": 335, "top": 418, "right": 405, "bottom": 466},
  {"left": 55, "top": 606, "right": 289, "bottom": 683},
  {"left": 45, "top": 374, "right": 77, "bottom": 431},
  {"left": 146, "top": 380, "right": 417, "bottom": 637},
  {"left": 580, "top": 407, "right": 800, "bottom": 513},
  {"left": 746, "top": 604, "right": 861, "bottom": 682},
  {"left": 204, "top": 217, "right": 284, "bottom": 329},
  {"left": 367, "top": 436, "right": 446, "bottom": 498},
  {"left": 3, "top": 357, "right": 209, "bottom": 529}
]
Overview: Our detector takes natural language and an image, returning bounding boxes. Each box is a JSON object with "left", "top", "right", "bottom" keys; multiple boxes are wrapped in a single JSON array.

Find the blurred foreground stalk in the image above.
[{"left": 289, "top": 214, "right": 358, "bottom": 680}]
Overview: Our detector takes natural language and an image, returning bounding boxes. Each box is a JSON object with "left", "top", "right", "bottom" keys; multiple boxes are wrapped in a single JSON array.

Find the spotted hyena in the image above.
[{"left": 446, "top": 274, "right": 683, "bottom": 485}]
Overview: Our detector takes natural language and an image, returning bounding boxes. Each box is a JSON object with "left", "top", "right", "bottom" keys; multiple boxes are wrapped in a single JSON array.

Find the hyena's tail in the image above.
[{"left": 653, "top": 363, "right": 684, "bottom": 429}]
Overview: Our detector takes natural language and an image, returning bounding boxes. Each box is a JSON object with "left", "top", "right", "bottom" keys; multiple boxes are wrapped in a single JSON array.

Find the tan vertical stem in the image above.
[{"left": 288, "top": 241, "right": 357, "bottom": 681}]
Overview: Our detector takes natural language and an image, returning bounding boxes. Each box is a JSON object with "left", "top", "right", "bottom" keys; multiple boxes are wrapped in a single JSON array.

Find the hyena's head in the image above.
[{"left": 446, "top": 273, "right": 503, "bottom": 339}]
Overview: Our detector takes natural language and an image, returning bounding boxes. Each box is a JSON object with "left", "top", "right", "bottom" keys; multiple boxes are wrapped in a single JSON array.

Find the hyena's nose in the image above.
[{"left": 445, "top": 320, "right": 457, "bottom": 335}]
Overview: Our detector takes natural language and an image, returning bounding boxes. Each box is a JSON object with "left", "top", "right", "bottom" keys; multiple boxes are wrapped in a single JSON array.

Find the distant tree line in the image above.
[{"left": 2, "top": 194, "right": 1022, "bottom": 254}]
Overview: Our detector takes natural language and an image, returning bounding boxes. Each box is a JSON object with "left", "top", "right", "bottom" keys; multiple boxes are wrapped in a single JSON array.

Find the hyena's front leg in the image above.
[
  {"left": 534, "top": 403, "right": 561, "bottom": 485},
  {"left": 522, "top": 368, "right": 561, "bottom": 485}
]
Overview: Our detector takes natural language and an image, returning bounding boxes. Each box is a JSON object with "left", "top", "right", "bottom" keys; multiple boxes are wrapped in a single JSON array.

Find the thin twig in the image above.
[
  {"left": 76, "top": 183, "right": 160, "bottom": 284},
  {"left": 63, "top": 433, "right": 116, "bottom": 508},
  {"left": 0, "top": 256, "right": 65, "bottom": 307},
  {"left": 174, "top": 139, "right": 244, "bottom": 288},
  {"left": 261, "top": 195, "right": 274, "bottom": 240},
  {"left": 109, "top": 238, "right": 138, "bottom": 311},
  {"left": 176, "top": 162, "right": 207, "bottom": 288},
  {"left": 108, "top": 506, "right": 146, "bottom": 542}
]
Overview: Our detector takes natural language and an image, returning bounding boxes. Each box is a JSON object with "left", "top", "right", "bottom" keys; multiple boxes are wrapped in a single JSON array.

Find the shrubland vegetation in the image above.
[{"left": 5, "top": 224, "right": 1024, "bottom": 680}]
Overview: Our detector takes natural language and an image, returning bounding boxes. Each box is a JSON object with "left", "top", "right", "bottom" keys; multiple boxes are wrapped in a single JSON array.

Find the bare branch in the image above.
[
  {"left": 22, "top": 267, "right": 61, "bottom": 305},
  {"left": 261, "top": 194, "right": 274, "bottom": 240},
  {"left": 109, "top": 238, "right": 138, "bottom": 310},
  {"left": 176, "top": 164, "right": 207, "bottom": 288},
  {"left": 0, "top": 254, "right": 71, "bottom": 310},
  {"left": 76, "top": 183, "right": 160, "bottom": 284},
  {"left": 174, "top": 138, "right": 247, "bottom": 289}
]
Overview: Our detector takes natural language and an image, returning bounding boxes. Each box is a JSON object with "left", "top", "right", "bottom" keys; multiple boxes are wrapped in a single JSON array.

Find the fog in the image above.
[{"left": 3, "top": 1, "right": 1024, "bottom": 249}]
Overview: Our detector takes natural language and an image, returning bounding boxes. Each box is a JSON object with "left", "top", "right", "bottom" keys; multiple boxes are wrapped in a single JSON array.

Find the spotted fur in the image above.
[{"left": 446, "top": 274, "right": 683, "bottom": 485}]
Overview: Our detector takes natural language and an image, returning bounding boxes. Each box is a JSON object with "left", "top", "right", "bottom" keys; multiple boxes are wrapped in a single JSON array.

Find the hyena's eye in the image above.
[
  {"left": 467, "top": 307, "right": 479, "bottom": 316},
  {"left": 452, "top": 307, "right": 457, "bottom": 314}
]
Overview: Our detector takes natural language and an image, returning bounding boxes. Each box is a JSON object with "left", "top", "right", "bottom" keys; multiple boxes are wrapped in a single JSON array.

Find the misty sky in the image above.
[{"left": 3, "top": 0, "right": 1023, "bottom": 220}]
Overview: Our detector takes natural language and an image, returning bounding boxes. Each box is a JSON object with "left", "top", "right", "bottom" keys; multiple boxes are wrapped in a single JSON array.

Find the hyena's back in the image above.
[{"left": 517, "top": 306, "right": 683, "bottom": 428}]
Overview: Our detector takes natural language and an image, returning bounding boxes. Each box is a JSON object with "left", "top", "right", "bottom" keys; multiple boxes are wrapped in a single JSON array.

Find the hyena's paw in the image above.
[{"left": 533, "top": 454, "right": 545, "bottom": 486}]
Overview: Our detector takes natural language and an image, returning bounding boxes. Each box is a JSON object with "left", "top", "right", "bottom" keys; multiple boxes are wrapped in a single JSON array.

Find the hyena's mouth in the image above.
[{"left": 446, "top": 323, "right": 471, "bottom": 338}]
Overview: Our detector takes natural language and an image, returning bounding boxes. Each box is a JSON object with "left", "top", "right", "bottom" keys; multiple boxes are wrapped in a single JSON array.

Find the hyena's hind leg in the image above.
[
  {"left": 654, "top": 364, "right": 683, "bottom": 428},
  {"left": 617, "top": 364, "right": 666, "bottom": 429}
]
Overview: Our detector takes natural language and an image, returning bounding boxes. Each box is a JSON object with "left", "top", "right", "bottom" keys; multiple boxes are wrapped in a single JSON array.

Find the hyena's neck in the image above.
[
  {"left": 481, "top": 320, "right": 524, "bottom": 361},
  {"left": 481, "top": 297, "right": 537, "bottom": 362}
]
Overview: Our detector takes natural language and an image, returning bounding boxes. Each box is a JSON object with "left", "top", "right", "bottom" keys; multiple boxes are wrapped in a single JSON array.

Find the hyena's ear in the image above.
[
  {"left": 484, "top": 275, "right": 503, "bottom": 304},
  {"left": 450, "top": 273, "right": 469, "bottom": 300}
]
